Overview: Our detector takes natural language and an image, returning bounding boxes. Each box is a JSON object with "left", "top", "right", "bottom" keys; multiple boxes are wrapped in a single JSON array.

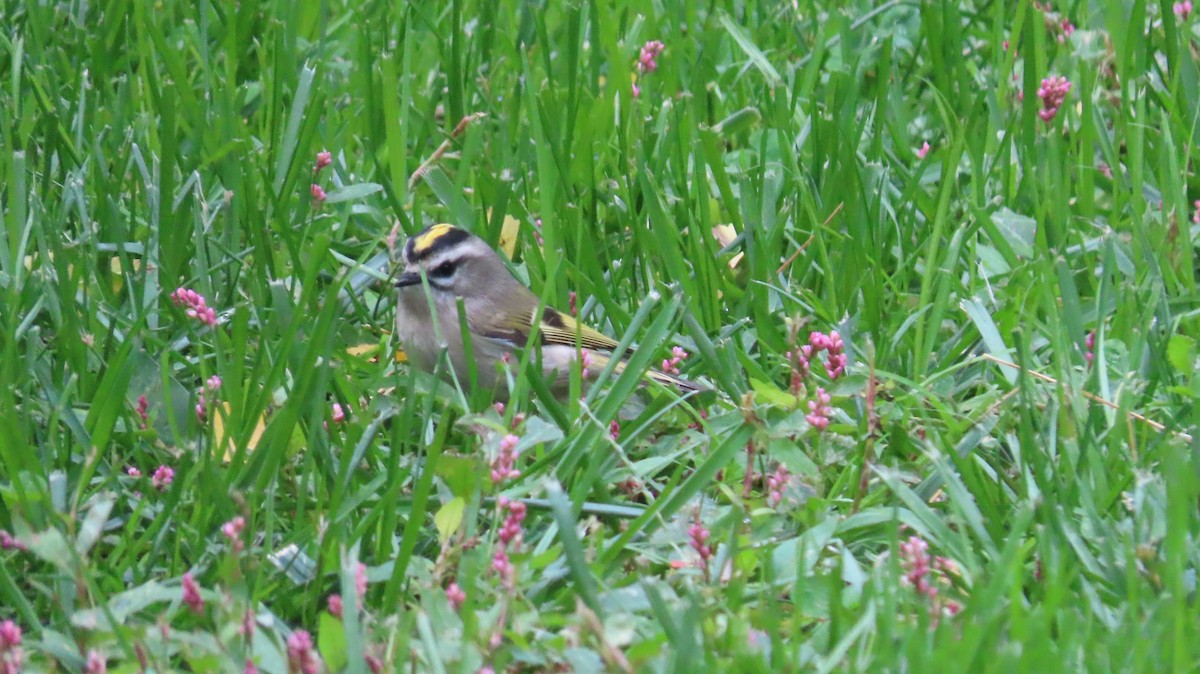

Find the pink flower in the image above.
[
  {"left": 1058, "top": 19, "right": 1075, "bottom": 42},
  {"left": 609, "top": 420, "right": 620, "bottom": 440},
  {"left": 1192, "top": 199, "right": 1200, "bottom": 225},
  {"left": 0, "top": 620, "right": 21, "bottom": 649},
  {"left": 328, "top": 593, "right": 344, "bottom": 619},
  {"left": 916, "top": 141, "right": 931, "bottom": 159},
  {"left": 355, "top": 562, "right": 368, "bottom": 604},
  {"left": 786, "top": 346, "right": 812, "bottom": 394},
  {"left": 631, "top": 82, "right": 641, "bottom": 98},
  {"left": 491, "top": 548, "right": 514, "bottom": 587},
  {"left": 580, "top": 349, "right": 595, "bottom": 379},
  {"left": 126, "top": 466, "right": 142, "bottom": 478},
  {"left": 152, "top": 465, "right": 174, "bottom": 491},
  {"left": 661, "top": 346, "right": 688, "bottom": 376},
  {"left": 1176, "top": 1, "right": 1193, "bottom": 20},
  {"left": 445, "top": 582, "right": 466, "bottom": 611},
  {"left": 0, "top": 531, "right": 25, "bottom": 551},
  {"left": 0, "top": 622, "right": 22, "bottom": 674},
  {"left": 497, "top": 498, "right": 526, "bottom": 546},
  {"left": 310, "top": 184, "right": 327, "bottom": 204},
  {"left": 222, "top": 516, "right": 246, "bottom": 553},
  {"left": 900, "top": 536, "right": 933, "bottom": 596},
  {"left": 195, "top": 376, "right": 223, "bottom": 423},
  {"left": 182, "top": 572, "right": 204, "bottom": 614},
  {"left": 1085, "top": 330, "right": 1096, "bottom": 366},
  {"left": 810, "top": 331, "right": 847, "bottom": 379},
  {"left": 84, "top": 649, "right": 106, "bottom": 674},
  {"left": 490, "top": 434, "right": 521, "bottom": 485},
  {"left": 315, "top": 151, "right": 332, "bottom": 172},
  {"left": 766, "top": 464, "right": 791, "bottom": 507},
  {"left": 331, "top": 403, "right": 346, "bottom": 424},
  {"left": 1036, "top": 75, "right": 1071, "bottom": 124},
  {"left": 806, "top": 387, "right": 832, "bottom": 431},
  {"left": 286, "top": 630, "right": 321, "bottom": 674},
  {"left": 638, "top": 40, "right": 665, "bottom": 73},
  {"left": 688, "top": 522, "right": 713, "bottom": 564},
  {"left": 170, "top": 287, "right": 218, "bottom": 327},
  {"left": 135, "top": 394, "right": 149, "bottom": 428},
  {"left": 244, "top": 659, "right": 259, "bottom": 674}
]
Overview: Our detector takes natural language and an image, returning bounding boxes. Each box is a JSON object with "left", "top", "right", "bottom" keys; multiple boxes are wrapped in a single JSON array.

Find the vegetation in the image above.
[{"left": 1, "top": 1, "right": 1198, "bottom": 672}]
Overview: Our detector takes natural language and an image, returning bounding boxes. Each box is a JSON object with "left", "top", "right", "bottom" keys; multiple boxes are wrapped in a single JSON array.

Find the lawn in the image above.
[{"left": 1, "top": 0, "right": 1198, "bottom": 672}]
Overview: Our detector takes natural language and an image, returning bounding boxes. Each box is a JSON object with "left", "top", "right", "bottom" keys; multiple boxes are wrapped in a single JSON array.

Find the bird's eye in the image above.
[{"left": 431, "top": 261, "right": 456, "bottom": 278}]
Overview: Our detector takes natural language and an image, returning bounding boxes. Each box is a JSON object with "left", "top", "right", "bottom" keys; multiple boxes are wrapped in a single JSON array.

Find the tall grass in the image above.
[{"left": 0, "top": 1, "right": 1197, "bottom": 672}]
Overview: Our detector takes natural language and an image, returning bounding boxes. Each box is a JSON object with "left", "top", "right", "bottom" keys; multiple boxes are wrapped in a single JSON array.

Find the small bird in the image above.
[{"left": 394, "top": 223, "right": 703, "bottom": 397}]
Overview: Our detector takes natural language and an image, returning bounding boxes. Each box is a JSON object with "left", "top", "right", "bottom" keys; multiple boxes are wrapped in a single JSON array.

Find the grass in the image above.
[{"left": 1, "top": 0, "right": 1199, "bottom": 672}]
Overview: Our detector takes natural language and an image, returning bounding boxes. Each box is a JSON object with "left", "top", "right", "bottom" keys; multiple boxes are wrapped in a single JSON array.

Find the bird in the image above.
[{"left": 394, "top": 223, "right": 704, "bottom": 398}]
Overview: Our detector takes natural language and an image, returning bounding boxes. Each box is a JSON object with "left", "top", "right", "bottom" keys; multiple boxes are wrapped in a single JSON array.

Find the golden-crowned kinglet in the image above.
[{"left": 394, "top": 224, "right": 702, "bottom": 397}]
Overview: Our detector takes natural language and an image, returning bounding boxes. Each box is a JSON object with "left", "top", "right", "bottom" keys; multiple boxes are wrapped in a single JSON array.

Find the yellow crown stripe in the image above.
[{"left": 412, "top": 224, "right": 456, "bottom": 254}]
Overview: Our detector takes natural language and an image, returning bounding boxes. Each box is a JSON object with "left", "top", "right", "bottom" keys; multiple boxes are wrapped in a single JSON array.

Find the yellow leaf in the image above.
[
  {"left": 394, "top": 349, "right": 408, "bottom": 364},
  {"left": 711, "top": 224, "right": 744, "bottom": 269},
  {"left": 434, "top": 497, "right": 466, "bottom": 545},
  {"left": 214, "top": 402, "right": 267, "bottom": 463},
  {"left": 346, "top": 343, "right": 378, "bottom": 358},
  {"left": 498, "top": 214, "right": 521, "bottom": 259}
]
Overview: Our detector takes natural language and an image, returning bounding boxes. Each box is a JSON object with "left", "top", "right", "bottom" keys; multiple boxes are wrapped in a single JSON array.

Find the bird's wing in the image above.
[
  {"left": 533, "top": 306, "right": 622, "bottom": 352},
  {"left": 474, "top": 295, "right": 621, "bottom": 353},
  {"left": 581, "top": 352, "right": 707, "bottom": 393},
  {"left": 474, "top": 296, "right": 707, "bottom": 394}
]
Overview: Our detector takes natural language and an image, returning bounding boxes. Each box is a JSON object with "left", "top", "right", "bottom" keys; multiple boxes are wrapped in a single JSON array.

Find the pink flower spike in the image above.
[
  {"left": 355, "top": 562, "right": 368, "bottom": 603},
  {"left": 331, "top": 403, "right": 346, "bottom": 424},
  {"left": 222, "top": 516, "right": 246, "bottom": 553},
  {"left": 1176, "top": 1, "right": 1193, "bottom": 20},
  {"left": 328, "top": 593, "right": 344, "bottom": 619},
  {"left": 135, "top": 395, "right": 149, "bottom": 428},
  {"left": 170, "top": 287, "right": 218, "bottom": 327},
  {"left": 286, "top": 630, "right": 321, "bottom": 674},
  {"left": 1058, "top": 19, "right": 1075, "bottom": 42},
  {"left": 638, "top": 40, "right": 665, "bottom": 73},
  {"left": 182, "top": 572, "right": 204, "bottom": 614},
  {"left": 0, "top": 620, "right": 21, "bottom": 648},
  {"left": 315, "top": 151, "right": 332, "bottom": 172},
  {"left": 806, "top": 387, "right": 832, "bottom": 431},
  {"left": 0, "top": 530, "right": 26, "bottom": 551},
  {"left": 916, "top": 141, "right": 931, "bottom": 159},
  {"left": 152, "top": 465, "right": 175, "bottom": 491},
  {"left": 244, "top": 659, "right": 259, "bottom": 674},
  {"left": 688, "top": 522, "right": 713, "bottom": 564},
  {"left": 491, "top": 434, "right": 522, "bottom": 485},
  {"left": 1035, "top": 75, "right": 1071, "bottom": 125},
  {"left": 84, "top": 650, "right": 106, "bottom": 674},
  {"left": 766, "top": 464, "right": 791, "bottom": 507},
  {"left": 446, "top": 582, "right": 466, "bottom": 611},
  {"left": 497, "top": 499, "right": 527, "bottom": 546},
  {"left": 310, "top": 184, "right": 327, "bottom": 204}
]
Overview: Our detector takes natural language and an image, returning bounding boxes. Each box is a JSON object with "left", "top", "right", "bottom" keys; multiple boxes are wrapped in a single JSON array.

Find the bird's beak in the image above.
[{"left": 395, "top": 271, "right": 422, "bottom": 288}]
